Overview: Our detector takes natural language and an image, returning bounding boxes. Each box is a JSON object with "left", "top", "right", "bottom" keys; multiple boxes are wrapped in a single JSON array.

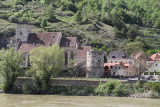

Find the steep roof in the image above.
[
  {"left": 76, "top": 46, "right": 91, "bottom": 58},
  {"left": 104, "top": 62, "right": 136, "bottom": 72},
  {"left": 132, "top": 51, "right": 152, "bottom": 61},
  {"left": 60, "top": 37, "right": 77, "bottom": 47},
  {"left": 107, "top": 50, "right": 132, "bottom": 60},
  {"left": 18, "top": 43, "right": 44, "bottom": 53},
  {"left": 150, "top": 53, "right": 160, "bottom": 60},
  {"left": 27, "top": 32, "right": 62, "bottom": 45}
]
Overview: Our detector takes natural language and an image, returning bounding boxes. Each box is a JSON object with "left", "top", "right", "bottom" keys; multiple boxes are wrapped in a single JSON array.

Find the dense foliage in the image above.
[
  {"left": 20, "top": 80, "right": 160, "bottom": 98},
  {"left": 0, "top": 0, "right": 160, "bottom": 53},
  {"left": 29, "top": 45, "right": 64, "bottom": 92},
  {"left": 0, "top": 48, "right": 22, "bottom": 92}
]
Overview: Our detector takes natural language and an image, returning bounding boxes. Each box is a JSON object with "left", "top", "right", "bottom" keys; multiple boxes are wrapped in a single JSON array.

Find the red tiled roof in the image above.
[
  {"left": 104, "top": 63, "right": 131, "bottom": 69},
  {"left": 76, "top": 46, "right": 91, "bottom": 58},
  {"left": 150, "top": 53, "right": 160, "bottom": 60},
  {"left": 28, "top": 32, "right": 61, "bottom": 45},
  {"left": 104, "top": 63, "right": 119, "bottom": 67},
  {"left": 60, "top": 37, "right": 77, "bottom": 47},
  {"left": 132, "top": 51, "right": 152, "bottom": 61},
  {"left": 18, "top": 43, "right": 44, "bottom": 53}
]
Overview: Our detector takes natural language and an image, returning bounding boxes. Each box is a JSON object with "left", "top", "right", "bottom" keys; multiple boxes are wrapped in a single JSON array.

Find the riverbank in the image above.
[{"left": 1, "top": 79, "right": 159, "bottom": 99}]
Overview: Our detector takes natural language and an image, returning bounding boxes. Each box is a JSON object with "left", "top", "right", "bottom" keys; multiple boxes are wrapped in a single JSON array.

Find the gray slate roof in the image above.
[{"left": 107, "top": 50, "right": 132, "bottom": 60}]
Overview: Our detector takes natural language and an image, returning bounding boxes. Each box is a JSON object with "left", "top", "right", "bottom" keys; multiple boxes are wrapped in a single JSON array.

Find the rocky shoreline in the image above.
[{"left": 128, "top": 93, "right": 147, "bottom": 98}]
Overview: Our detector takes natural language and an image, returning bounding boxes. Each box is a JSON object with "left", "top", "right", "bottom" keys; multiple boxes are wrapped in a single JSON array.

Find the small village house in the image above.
[
  {"left": 104, "top": 51, "right": 136, "bottom": 78},
  {"left": 142, "top": 53, "right": 160, "bottom": 81}
]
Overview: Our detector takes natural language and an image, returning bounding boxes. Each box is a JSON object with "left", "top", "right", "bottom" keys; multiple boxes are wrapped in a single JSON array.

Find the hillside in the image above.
[{"left": 0, "top": 0, "right": 160, "bottom": 54}]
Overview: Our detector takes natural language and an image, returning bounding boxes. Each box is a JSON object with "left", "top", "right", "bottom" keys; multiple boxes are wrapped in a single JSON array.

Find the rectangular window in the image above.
[
  {"left": 150, "top": 72, "right": 154, "bottom": 75},
  {"left": 112, "top": 56, "right": 116, "bottom": 58},
  {"left": 144, "top": 72, "right": 148, "bottom": 75},
  {"left": 122, "top": 55, "right": 126, "bottom": 58}
]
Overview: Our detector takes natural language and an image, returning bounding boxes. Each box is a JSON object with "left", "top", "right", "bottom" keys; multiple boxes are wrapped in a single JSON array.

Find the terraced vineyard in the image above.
[{"left": 142, "top": 28, "right": 160, "bottom": 49}]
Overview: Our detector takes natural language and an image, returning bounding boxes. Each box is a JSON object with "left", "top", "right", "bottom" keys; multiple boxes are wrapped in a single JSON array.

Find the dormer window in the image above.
[
  {"left": 110, "top": 66, "right": 113, "bottom": 69},
  {"left": 112, "top": 55, "right": 116, "bottom": 58},
  {"left": 122, "top": 55, "right": 126, "bottom": 58},
  {"left": 48, "top": 42, "right": 52, "bottom": 46},
  {"left": 20, "top": 32, "right": 22, "bottom": 35}
]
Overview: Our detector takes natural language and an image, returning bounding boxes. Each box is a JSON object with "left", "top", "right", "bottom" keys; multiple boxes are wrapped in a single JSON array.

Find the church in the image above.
[{"left": 11, "top": 25, "right": 105, "bottom": 78}]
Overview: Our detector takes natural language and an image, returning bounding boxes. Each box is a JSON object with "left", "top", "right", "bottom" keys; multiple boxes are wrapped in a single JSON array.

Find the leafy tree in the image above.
[
  {"left": 40, "top": 0, "right": 50, "bottom": 4},
  {"left": 65, "top": 2, "right": 77, "bottom": 12},
  {"left": 124, "top": 41, "right": 144, "bottom": 55},
  {"left": 146, "top": 49, "right": 160, "bottom": 56},
  {"left": 46, "top": 5, "right": 56, "bottom": 22},
  {"left": 133, "top": 51, "right": 148, "bottom": 80},
  {"left": 126, "top": 24, "right": 140, "bottom": 40},
  {"left": 29, "top": 45, "right": 64, "bottom": 92},
  {"left": 0, "top": 48, "right": 22, "bottom": 92},
  {"left": 68, "top": 59, "right": 76, "bottom": 77},
  {"left": 9, "top": 15, "right": 18, "bottom": 22},
  {"left": 74, "top": 10, "right": 83, "bottom": 23},
  {"left": 12, "top": 0, "right": 23, "bottom": 5},
  {"left": 154, "top": 19, "right": 160, "bottom": 28},
  {"left": 40, "top": 18, "right": 47, "bottom": 29}
]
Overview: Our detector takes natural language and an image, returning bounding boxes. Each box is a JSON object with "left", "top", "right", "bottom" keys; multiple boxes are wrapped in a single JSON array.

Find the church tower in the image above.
[
  {"left": 16, "top": 25, "right": 31, "bottom": 43},
  {"left": 86, "top": 50, "right": 104, "bottom": 78}
]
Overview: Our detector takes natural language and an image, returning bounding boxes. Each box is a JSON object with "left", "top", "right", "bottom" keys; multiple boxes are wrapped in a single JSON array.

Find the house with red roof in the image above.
[
  {"left": 104, "top": 62, "right": 136, "bottom": 78},
  {"left": 141, "top": 53, "right": 160, "bottom": 81}
]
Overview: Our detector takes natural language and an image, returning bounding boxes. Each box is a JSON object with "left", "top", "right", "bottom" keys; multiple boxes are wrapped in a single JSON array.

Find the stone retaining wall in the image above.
[
  {"left": 14, "top": 78, "right": 136, "bottom": 86},
  {"left": 14, "top": 78, "right": 107, "bottom": 86}
]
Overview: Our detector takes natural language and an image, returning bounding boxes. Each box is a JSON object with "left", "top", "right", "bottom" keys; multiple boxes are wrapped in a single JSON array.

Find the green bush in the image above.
[
  {"left": 51, "top": 85, "right": 67, "bottom": 94},
  {"left": 51, "top": 85, "right": 94, "bottom": 96},
  {"left": 94, "top": 81, "right": 127, "bottom": 96},
  {"left": 0, "top": 14, "right": 11, "bottom": 19},
  {"left": 151, "top": 82, "right": 160, "bottom": 93},
  {"left": 146, "top": 90, "right": 159, "bottom": 98},
  {"left": 132, "top": 81, "right": 145, "bottom": 93},
  {"left": 64, "top": 2, "right": 77, "bottom": 12},
  {"left": 21, "top": 17, "right": 30, "bottom": 23},
  {"left": 133, "top": 81, "right": 143, "bottom": 89},
  {"left": 22, "top": 82, "right": 33, "bottom": 94},
  {"left": 112, "top": 84, "right": 127, "bottom": 96},
  {"left": 9, "top": 15, "right": 18, "bottom": 22}
]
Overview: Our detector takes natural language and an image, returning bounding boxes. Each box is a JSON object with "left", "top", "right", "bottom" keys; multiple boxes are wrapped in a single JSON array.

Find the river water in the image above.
[{"left": 0, "top": 94, "right": 159, "bottom": 107}]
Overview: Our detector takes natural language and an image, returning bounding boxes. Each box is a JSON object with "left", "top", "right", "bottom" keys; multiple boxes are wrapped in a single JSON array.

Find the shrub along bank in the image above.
[{"left": 19, "top": 81, "right": 160, "bottom": 98}]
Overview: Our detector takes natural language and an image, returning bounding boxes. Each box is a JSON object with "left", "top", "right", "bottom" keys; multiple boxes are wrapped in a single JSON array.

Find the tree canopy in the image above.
[
  {"left": 29, "top": 45, "right": 64, "bottom": 92},
  {"left": 0, "top": 48, "right": 22, "bottom": 92}
]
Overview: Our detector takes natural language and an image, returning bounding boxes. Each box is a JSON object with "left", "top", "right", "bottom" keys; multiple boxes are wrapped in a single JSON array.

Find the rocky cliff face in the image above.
[{"left": 0, "top": 28, "right": 15, "bottom": 49}]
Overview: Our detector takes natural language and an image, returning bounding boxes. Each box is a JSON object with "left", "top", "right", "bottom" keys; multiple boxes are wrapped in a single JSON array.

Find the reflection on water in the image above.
[{"left": 0, "top": 94, "right": 159, "bottom": 107}]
